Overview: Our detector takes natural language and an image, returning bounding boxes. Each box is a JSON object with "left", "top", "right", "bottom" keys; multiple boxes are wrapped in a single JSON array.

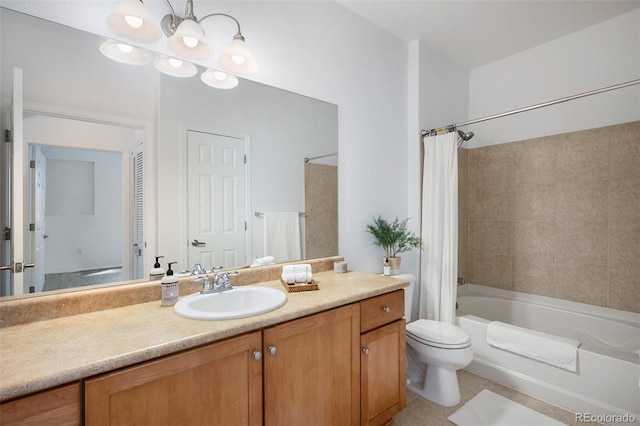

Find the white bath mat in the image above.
[{"left": 447, "top": 389, "right": 567, "bottom": 426}]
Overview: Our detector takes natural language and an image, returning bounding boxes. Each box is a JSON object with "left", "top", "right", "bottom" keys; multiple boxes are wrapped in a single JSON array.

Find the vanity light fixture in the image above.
[
  {"left": 106, "top": 0, "right": 257, "bottom": 74},
  {"left": 106, "top": 0, "right": 162, "bottom": 43},
  {"left": 99, "top": 40, "right": 150, "bottom": 65},
  {"left": 154, "top": 55, "right": 198, "bottom": 78},
  {"left": 200, "top": 69, "right": 239, "bottom": 89}
]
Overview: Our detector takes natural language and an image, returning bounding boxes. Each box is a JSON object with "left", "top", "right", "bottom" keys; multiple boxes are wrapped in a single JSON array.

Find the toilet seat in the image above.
[{"left": 407, "top": 319, "right": 471, "bottom": 349}]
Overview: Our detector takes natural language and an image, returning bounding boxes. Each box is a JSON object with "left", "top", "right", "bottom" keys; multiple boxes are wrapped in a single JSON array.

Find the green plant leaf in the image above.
[{"left": 365, "top": 215, "right": 422, "bottom": 257}]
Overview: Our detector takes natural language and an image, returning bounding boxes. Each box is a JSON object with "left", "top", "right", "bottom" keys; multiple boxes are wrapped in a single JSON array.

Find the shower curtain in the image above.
[{"left": 419, "top": 132, "right": 458, "bottom": 324}]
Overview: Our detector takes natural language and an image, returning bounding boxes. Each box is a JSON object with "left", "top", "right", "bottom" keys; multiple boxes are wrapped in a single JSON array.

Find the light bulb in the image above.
[
  {"left": 117, "top": 43, "right": 133, "bottom": 53},
  {"left": 124, "top": 14, "right": 143, "bottom": 29},
  {"left": 168, "top": 58, "right": 183, "bottom": 68},
  {"left": 231, "top": 55, "right": 246, "bottom": 65},
  {"left": 214, "top": 71, "right": 227, "bottom": 81},
  {"left": 183, "top": 36, "right": 199, "bottom": 48}
]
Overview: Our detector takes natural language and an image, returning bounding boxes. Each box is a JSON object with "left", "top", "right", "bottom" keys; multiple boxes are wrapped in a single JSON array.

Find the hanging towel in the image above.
[
  {"left": 263, "top": 212, "right": 302, "bottom": 263},
  {"left": 486, "top": 321, "right": 580, "bottom": 372}
]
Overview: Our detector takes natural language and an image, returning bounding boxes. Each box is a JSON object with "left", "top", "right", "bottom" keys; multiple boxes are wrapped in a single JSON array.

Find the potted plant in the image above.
[{"left": 365, "top": 215, "right": 422, "bottom": 275}]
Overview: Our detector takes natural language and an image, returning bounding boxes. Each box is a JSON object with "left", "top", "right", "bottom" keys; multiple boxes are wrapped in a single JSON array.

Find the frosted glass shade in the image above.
[
  {"left": 200, "top": 69, "right": 239, "bottom": 89},
  {"left": 99, "top": 40, "right": 150, "bottom": 65},
  {"left": 106, "top": 0, "right": 161, "bottom": 43},
  {"left": 154, "top": 56, "right": 198, "bottom": 77},
  {"left": 167, "top": 19, "right": 211, "bottom": 59},
  {"left": 153, "top": 55, "right": 198, "bottom": 78},
  {"left": 219, "top": 38, "right": 257, "bottom": 74}
]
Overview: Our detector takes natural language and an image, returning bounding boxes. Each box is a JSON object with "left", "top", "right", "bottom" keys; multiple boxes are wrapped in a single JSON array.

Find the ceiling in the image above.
[{"left": 337, "top": 0, "right": 640, "bottom": 69}]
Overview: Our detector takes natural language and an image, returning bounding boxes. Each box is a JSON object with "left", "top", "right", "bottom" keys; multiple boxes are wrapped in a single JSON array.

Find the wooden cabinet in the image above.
[
  {"left": 263, "top": 304, "right": 361, "bottom": 426},
  {"left": 4, "top": 289, "right": 407, "bottom": 426},
  {"left": 360, "top": 290, "right": 406, "bottom": 426},
  {"left": 84, "top": 331, "right": 262, "bottom": 426},
  {"left": 0, "top": 382, "right": 81, "bottom": 426}
]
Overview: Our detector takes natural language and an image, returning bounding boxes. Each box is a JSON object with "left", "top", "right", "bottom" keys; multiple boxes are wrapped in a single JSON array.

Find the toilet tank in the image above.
[{"left": 390, "top": 274, "right": 416, "bottom": 322}]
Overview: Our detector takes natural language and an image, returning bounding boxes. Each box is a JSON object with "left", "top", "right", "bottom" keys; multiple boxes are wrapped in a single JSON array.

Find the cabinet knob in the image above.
[
  {"left": 253, "top": 351, "right": 262, "bottom": 360},
  {"left": 362, "top": 347, "right": 370, "bottom": 355},
  {"left": 268, "top": 345, "right": 277, "bottom": 355},
  {"left": 383, "top": 306, "right": 391, "bottom": 313}
]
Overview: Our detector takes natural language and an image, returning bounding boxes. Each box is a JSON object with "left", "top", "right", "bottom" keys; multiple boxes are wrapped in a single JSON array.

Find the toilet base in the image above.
[{"left": 407, "top": 365, "right": 461, "bottom": 407}]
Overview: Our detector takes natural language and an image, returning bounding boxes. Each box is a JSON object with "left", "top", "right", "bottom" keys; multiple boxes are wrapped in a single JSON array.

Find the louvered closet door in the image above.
[
  {"left": 131, "top": 144, "right": 144, "bottom": 279},
  {"left": 187, "top": 131, "right": 246, "bottom": 269}
]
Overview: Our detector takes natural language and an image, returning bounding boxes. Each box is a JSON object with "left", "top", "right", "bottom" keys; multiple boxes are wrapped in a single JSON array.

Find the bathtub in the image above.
[{"left": 456, "top": 284, "right": 639, "bottom": 425}]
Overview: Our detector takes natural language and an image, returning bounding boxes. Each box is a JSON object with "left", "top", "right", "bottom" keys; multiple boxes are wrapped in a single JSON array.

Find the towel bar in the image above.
[{"left": 254, "top": 212, "right": 306, "bottom": 217}]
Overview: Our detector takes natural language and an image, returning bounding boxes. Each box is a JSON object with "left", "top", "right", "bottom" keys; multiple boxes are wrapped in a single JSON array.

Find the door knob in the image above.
[
  {"left": 268, "top": 345, "right": 277, "bottom": 355},
  {"left": 362, "top": 347, "right": 370, "bottom": 355},
  {"left": 253, "top": 351, "right": 262, "bottom": 360},
  {"left": 191, "top": 239, "right": 206, "bottom": 247},
  {"left": 0, "top": 262, "right": 35, "bottom": 273}
]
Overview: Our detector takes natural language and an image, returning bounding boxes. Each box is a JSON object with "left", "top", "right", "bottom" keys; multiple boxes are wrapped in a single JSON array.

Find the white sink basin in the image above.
[{"left": 174, "top": 286, "right": 287, "bottom": 320}]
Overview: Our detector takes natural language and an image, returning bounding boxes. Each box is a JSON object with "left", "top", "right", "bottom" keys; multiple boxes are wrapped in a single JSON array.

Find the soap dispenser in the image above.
[
  {"left": 161, "top": 262, "right": 179, "bottom": 306},
  {"left": 149, "top": 256, "right": 165, "bottom": 281},
  {"left": 383, "top": 257, "right": 391, "bottom": 276}
]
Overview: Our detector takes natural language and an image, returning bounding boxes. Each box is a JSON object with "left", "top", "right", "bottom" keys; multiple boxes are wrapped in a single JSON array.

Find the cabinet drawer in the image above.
[{"left": 360, "top": 290, "right": 404, "bottom": 333}]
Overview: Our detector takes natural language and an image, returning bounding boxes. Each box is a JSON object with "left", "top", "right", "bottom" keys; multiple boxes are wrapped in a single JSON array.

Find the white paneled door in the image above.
[
  {"left": 187, "top": 131, "right": 247, "bottom": 269},
  {"left": 4, "top": 68, "right": 28, "bottom": 295}
]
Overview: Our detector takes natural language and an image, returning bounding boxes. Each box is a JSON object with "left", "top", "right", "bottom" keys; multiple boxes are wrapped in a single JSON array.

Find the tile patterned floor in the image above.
[{"left": 393, "top": 370, "right": 588, "bottom": 425}]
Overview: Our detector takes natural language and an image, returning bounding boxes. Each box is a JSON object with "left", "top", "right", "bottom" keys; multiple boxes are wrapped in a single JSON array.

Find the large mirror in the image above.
[{"left": 0, "top": 7, "right": 338, "bottom": 298}]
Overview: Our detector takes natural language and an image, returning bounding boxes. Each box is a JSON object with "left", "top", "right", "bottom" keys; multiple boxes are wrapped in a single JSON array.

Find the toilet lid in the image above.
[{"left": 406, "top": 319, "right": 471, "bottom": 349}]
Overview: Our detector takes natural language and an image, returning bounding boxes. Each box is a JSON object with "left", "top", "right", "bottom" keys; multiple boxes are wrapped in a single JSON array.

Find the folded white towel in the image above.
[
  {"left": 281, "top": 272, "right": 295, "bottom": 284},
  {"left": 282, "top": 264, "right": 312, "bottom": 283},
  {"left": 486, "top": 321, "right": 580, "bottom": 372},
  {"left": 250, "top": 256, "right": 276, "bottom": 267}
]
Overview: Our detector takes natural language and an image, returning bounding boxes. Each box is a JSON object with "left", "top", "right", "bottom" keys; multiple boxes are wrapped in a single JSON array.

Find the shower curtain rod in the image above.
[
  {"left": 304, "top": 152, "right": 338, "bottom": 163},
  {"left": 421, "top": 79, "right": 640, "bottom": 137}
]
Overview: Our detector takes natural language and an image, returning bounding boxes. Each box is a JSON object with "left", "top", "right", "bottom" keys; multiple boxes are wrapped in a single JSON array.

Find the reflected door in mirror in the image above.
[{"left": 187, "top": 131, "right": 248, "bottom": 269}]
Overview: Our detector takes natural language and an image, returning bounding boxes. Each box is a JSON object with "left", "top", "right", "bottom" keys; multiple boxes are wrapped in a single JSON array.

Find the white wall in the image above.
[{"left": 467, "top": 9, "right": 640, "bottom": 148}]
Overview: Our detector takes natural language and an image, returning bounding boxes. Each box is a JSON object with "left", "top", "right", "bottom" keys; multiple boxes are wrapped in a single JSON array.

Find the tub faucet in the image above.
[{"left": 457, "top": 277, "right": 465, "bottom": 286}]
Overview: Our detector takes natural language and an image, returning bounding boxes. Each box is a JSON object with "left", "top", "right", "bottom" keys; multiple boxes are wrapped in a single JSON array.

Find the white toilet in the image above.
[{"left": 393, "top": 274, "right": 473, "bottom": 407}]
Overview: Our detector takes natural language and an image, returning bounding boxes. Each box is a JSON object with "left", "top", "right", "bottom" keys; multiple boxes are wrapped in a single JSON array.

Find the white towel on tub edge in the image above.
[{"left": 486, "top": 321, "right": 580, "bottom": 372}]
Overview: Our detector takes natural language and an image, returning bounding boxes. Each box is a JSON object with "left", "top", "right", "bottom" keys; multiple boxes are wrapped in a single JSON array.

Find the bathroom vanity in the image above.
[{"left": 0, "top": 261, "right": 407, "bottom": 426}]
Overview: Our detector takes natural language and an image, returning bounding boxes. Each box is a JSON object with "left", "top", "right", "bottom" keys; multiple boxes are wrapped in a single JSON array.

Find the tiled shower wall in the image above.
[{"left": 458, "top": 121, "right": 639, "bottom": 313}]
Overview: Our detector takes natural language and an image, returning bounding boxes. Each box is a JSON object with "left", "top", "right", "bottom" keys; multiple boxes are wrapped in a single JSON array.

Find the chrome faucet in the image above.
[
  {"left": 192, "top": 263, "right": 205, "bottom": 275},
  {"left": 200, "top": 271, "right": 238, "bottom": 294}
]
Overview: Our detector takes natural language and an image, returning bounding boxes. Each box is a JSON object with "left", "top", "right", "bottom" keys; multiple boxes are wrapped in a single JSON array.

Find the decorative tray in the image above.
[{"left": 279, "top": 279, "right": 319, "bottom": 292}]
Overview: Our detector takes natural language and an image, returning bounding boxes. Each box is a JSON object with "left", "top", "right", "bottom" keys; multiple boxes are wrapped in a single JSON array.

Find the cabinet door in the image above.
[
  {"left": 263, "top": 304, "right": 360, "bottom": 426},
  {"left": 0, "top": 383, "right": 81, "bottom": 426},
  {"left": 361, "top": 320, "right": 406, "bottom": 426},
  {"left": 85, "top": 331, "right": 262, "bottom": 426}
]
